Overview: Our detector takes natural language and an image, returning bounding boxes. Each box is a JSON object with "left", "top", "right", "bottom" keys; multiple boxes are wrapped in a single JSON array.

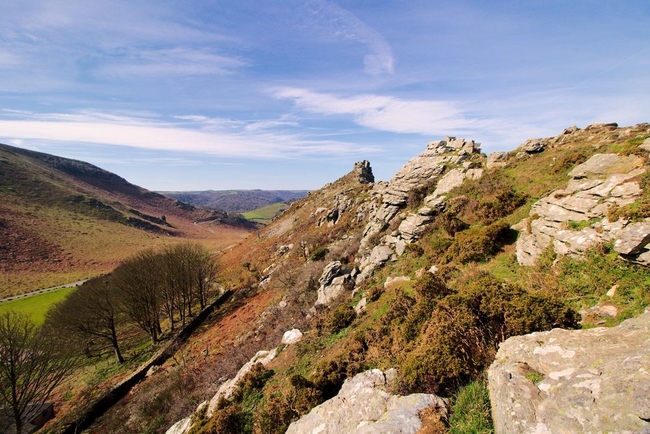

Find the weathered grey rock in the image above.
[
  {"left": 568, "top": 154, "right": 643, "bottom": 179},
  {"left": 641, "top": 137, "right": 650, "bottom": 153},
  {"left": 488, "top": 310, "right": 650, "bottom": 434},
  {"left": 614, "top": 221, "right": 650, "bottom": 256},
  {"left": 355, "top": 160, "right": 375, "bottom": 184},
  {"left": 286, "top": 369, "right": 447, "bottom": 434},
  {"left": 316, "top": 273, "right": 354, "bottom": 306},
  {"left": 207, "top": 349, "right": 277, "bottom": 416},
  {"left": 355, "top": 297, "right": 367, "bottom": 314},
  {"left": 384, "top": 275, "right": 410, "bottom": 288},
  {"left": 166, "top": 416, "right": 193, "bottom": 434},
  {"left": 357, "top": 245, "right": 395, "bottom": 283},
  {"left": 487, "top": 151, "right": 509, "bottom": 168},
  {"left": 562, "top": 125, "right": 580, "bottom": 135},
  {"left": 521, "top": 139, "right": 545, "bottom": 153},
  {"left": 319, "top": 261, "right": 343, "bottom": 287},
  {"left": 398, "top": 213, "right": 434, "bottom": 243},
  {"left": 281, "top": 329, "right": 304, "bottom": 345},
  {"left": 515, "top": 153, "right": 647, "bottom": 266}
]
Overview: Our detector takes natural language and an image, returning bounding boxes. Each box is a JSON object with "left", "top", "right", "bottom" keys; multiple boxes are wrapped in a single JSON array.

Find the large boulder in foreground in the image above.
[
  {"left": 286, "top": 369, "right": 447, "bottom": 434},
  {"left": 488, "top": 309, "right": 650, "bottom": 434}
]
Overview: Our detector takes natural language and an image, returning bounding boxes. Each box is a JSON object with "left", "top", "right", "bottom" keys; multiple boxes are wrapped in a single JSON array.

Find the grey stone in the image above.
[
  {"left": 281, "top": 329, "right": 303, "bottom": 345},
  {"left": 516, "top": 153, "right": 647, "bottom": 266},
  {"left": 641, "top": 137, "right": 650, "bottom": 152},
  {"left": 568, "top": 154, "right": 643, "bottom": 179},
  {"left": 207, "top": 349, "right": 277, "bottom": 416},
  {"left": 354, "top": 297, "right": 367, "bottom": 314},
  {"left": 521, "top": 139, "right": 545, "bottom": 153},
  {"left": 488, "top": 311, "right": 650, "bottom": 434},
  {"left": 286, "top": 369, "right": 447, "bottom": 434},
  {"left": 355, "top": 160, "right": 375, "bottom": 184},
  {"left": 614, "top": 221, "right": 650, "bottom": 255},
  {"left": 487, "top": 151, "right": 509, "bottom": 168},
  {"left": 319, "top": 261, "right": 343, "bottom": 287}
]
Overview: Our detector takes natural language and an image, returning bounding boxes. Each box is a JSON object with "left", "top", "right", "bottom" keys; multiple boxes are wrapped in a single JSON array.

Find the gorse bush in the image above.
[{"left": 400, "top": 272, "right": 577, "bottom": 394}]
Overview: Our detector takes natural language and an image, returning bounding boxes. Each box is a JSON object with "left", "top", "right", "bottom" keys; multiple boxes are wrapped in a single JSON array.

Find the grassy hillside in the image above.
[
  {"left": 162, "top": 190, "right": 309, "bottom": 212},
  {"left": 241, "top": 202, "right": 291, "bottom": 224},
  {"left": 0, "top": 143, "right": 252, "bottom": 297},
  {"left": 38, "top": 123, "right": 650, "bottom": 434}
]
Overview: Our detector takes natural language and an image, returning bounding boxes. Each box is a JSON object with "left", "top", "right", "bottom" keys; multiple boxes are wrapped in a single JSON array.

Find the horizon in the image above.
[{"left": 1, "top": 1, "right": 649, "bottom": 190}]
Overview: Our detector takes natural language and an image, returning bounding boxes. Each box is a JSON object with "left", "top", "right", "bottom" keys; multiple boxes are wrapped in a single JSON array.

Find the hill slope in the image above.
[
  {"left": 162, "top": 190, "right": 309, "bottom": 213},
  {"left": 0, "top": 143, "right": 253, "bottom": 297},
  {"left": 46, "top": 123, "right": 650, "bottom": 434}
]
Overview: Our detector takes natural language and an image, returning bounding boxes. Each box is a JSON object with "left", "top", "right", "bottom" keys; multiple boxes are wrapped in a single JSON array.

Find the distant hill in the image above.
[
  {"left": 161, "top": 190, "right": 309, "bottom": 213},
  {"left": 0, "top": 143, "right": 254, "bottom": 297}
]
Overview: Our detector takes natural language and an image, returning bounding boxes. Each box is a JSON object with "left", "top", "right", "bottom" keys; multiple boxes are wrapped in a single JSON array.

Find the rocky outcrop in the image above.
[
  {"left": 285, "top": 369, "right": 447, "bottom": 434},
  {"left": 488, "top": 309, "right": 650, "bottom": 434},
  {"left": 355, "top": 138, "right": 484, "bottom": 282},
  {"left": 315, "top": 261, "right": 354, "bottom": 306},
  {"left": 487, "top": 151, "right": 509, "bottom": 168},
  {"left": 355, "top": 160, "right": 375, "bottom": 184},
  {"left": 515, "top": 153, "right": 647, "bottom": 265}
]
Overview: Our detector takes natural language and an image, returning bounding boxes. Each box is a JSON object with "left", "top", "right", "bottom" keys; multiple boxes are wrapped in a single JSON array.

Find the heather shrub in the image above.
[{"left": 401, "top": 273, "right": 577, "bottom": 394}]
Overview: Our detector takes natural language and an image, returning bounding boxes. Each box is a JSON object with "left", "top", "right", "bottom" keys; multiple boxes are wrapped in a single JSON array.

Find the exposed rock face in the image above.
[
  {"left": 315, "top": 261, "right": 354, "bottom": 306},
  {"left": 521, "top": 139, "right": 545, "bottom": 153},
  {"left": 207, "top": 349, "right": 277, "bottom": 415},
  {"left": 515, "top": 153, "right": 647, "bottom": 265},
  {"left": 356, "top": 138, "right": 484, "bottom": 282},
  {"left": 166, "top": 348, "right": 278, "bottom": 434},
  {"left": 355, "top": 160, "right": 375, "bottom": 184},
  {"left": 488, "top": 309, "right": 650, "bottom": 434},
  {"left": 487, "top": 151, "right": 509, "bottom": 168},
  {"left": 286, "top": 369, "right": 447, "bottom": 434}
]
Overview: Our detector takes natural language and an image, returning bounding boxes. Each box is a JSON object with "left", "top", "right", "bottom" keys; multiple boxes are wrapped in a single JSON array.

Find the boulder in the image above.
[
  {"left": 207, "top": 349, "right": 277, "bottom": 416},
  {"left": 641, "top": 137, "right": 650, "bottom": 153},
  {"left": 487, "top": 151, "right": 509, "bottom": 168},
  {"left": 488, "top": 310, "right": 650, "bottom": 434},
  {"left": 319, "top": 261, "right": 343, "bottom": 287},
  {"left": 614, "top": 221, "right": 650, "bottom": 256},
  {"left": 286, "top": 369, "right": 447, "bottom": 434},
  {"left": 281, "top": 329, "right": 303, "bottom": 345},
  {"left": 521, "top": 139, "right": 545, "bottom": 153}
]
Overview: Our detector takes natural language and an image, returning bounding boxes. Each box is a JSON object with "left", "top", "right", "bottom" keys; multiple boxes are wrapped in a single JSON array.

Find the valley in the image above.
[{"left": 1, "top": 123, "right": 650, "bottom": 434}]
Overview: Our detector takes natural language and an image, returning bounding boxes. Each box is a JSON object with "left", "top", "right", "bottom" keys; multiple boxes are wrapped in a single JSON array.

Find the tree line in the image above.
[
  {"left": 0, "top": 242, "right": 217, "bottom": 433},
  {"left": 46, "top": 242, "right": 218, "bottom": 362}
]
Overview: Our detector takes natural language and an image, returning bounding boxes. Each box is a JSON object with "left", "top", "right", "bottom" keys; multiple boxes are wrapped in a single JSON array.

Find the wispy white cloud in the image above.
[
  {"left": 305, "top": 0, "right": 394, "bottom": 75},
  {"left": 0, "top": 110, "right": 380, "bottom": 159},
  {"left": 98, "top": 48, "right": 247, "bottom": 77},
  {"left": 273, "top": 87, "right": 472, "bottom": 134}
]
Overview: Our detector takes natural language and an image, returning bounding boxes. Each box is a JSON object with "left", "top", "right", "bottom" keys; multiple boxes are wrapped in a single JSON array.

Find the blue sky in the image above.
[{"left": 1, "top": 0, "right": 649, "bottom": 191}]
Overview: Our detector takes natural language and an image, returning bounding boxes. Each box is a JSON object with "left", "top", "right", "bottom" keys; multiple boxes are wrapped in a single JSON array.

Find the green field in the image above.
[
  {"left": 0, "top": 287, "right": 76, "bottom": 325},
  {"left": 241, "top": 202, "right": 289, "bottom": 224}
]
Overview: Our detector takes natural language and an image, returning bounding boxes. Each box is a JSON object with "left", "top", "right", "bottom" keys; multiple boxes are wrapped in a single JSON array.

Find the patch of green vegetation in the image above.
[
  {"left": 448, "top": 379, "right": 494, "bottom": 434},
  {"left": 242, "top": 202, "right": 289, "bottom": 224},
  {"left": 525, "top": 370, "right": 545, "bottom": 384},
  {"left": 565, "top": 217, "right": 601, "bottom": 231},
  {"left": 0, "top": 286, "right": 76, "bottom": 325}
]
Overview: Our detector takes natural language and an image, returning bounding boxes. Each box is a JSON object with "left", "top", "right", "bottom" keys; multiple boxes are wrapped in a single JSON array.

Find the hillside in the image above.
[
  {"left": 0, "top": 143, "right": 253, "bottom": 297},
  {"left": 162, "top": 190, "right": 309, "bottom": 213},
  {"left": 69, "top": 122, "right": 650, "bottom": 434}
]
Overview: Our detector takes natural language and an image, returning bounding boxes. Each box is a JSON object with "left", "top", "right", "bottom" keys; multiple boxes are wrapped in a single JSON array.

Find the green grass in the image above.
[
  {"left": 448, "top": 380, "right": 494, "bottom": 434},
  {"left": 241, "top": 202, "right": 288, "bottom": 224},
  {"left": 0, "top": 286, "right": 76, "bottom": 325}
]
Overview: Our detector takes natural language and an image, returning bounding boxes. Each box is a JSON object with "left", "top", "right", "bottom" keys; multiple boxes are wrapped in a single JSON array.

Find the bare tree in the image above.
[
  {"left": 0, "top": 311, "right": 78, "bottom": 434},
  {"left": 45, "top": 278, "right": 126, "bottom": 363},
  {"left": 113, "top": 249, "right": 163, "bottom": 343}
]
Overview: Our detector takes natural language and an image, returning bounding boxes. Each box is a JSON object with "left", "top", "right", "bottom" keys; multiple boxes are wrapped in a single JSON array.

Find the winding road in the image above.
[{"left": 0, "top": 279, "right": 88, "bottom": 303}]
